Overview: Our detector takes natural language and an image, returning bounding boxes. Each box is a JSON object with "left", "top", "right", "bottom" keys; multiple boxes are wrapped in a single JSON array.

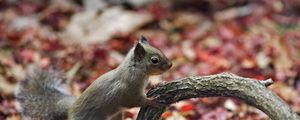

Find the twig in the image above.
[{"left": 260, "top": 78, "right": 273, "bottom": 87}]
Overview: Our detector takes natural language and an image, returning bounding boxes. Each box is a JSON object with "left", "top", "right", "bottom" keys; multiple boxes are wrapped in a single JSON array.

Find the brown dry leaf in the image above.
[
  {"left": 0, "top": 76, "right": 16, "bottom": 96},
  {"left": 61, "top": 7, "right": 153, "bottom": 45},
  {"left": 270, "top": 82, "right": 298, "bottom": 102}
]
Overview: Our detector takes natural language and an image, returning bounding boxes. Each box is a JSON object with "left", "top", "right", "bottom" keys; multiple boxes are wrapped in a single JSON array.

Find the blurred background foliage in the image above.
[{"left": 0, "top": 0, "right": 300, "bottom": 119}]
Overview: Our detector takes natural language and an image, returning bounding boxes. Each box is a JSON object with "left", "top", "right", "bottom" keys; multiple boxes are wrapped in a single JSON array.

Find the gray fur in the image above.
[
  {"left": 16, "top": 69, "right": 76, "bottom": 120},
  {"left": 69, "top": 37, "right": 172, "bottom": 120},
  {"left": 16, "top": 36, "right": 172, "bottom": 120}
]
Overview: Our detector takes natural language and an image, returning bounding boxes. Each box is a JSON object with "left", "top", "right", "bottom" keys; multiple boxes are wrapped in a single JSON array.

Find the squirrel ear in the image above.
[
  {"left": 134, "top": 42, "right": 146, "bottom": 61},
  {"left": 139, "top": 35, "right": 149, "bottom": 45}
]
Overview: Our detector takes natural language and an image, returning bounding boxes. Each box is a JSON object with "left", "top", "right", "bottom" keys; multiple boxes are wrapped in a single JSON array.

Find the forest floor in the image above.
[{"left": 1, "top": 0, "right": 300, "bottom": 120}]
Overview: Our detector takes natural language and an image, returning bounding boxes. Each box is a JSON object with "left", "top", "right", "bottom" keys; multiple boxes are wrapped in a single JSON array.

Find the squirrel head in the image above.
[{"left": 133, "top": 36, "right": 172, "bottom": 75}]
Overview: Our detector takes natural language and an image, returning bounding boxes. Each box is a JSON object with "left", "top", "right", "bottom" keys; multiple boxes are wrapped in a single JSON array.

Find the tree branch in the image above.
[{"left": 137, "top": 72, "right": 300, "bottom": 120}]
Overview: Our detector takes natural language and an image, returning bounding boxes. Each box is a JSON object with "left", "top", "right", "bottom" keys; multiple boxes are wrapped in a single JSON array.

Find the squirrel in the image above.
[{"left": 16, "top": 36, "right": 172, "bottom": 120}]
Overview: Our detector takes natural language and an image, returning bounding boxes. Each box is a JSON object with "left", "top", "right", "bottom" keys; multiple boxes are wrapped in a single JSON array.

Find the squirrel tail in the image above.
[{"left": 16, "top": 68, "right": 75, "bottom": 120}]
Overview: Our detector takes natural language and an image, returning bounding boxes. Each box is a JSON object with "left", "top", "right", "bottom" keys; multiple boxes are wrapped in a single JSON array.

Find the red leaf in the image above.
[
  {"left": 180, "top": 104, "right": 194, "bottom": 112},
  {"left": 161, "top": 111, "right": 173, "bottom": 118},
  {"left": 19, "top": 49, "right": 36, "bottom": 62}
]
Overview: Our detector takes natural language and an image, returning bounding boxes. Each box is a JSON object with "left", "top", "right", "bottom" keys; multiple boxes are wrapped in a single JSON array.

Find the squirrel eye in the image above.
[{"left": 151, "top": 56, "right": 159, "bottom": 64}]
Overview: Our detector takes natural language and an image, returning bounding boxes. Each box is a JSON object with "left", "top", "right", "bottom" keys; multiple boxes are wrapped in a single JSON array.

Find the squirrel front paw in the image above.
[{"left": 148, "top": 81, "right": 167, "bottom": 89}]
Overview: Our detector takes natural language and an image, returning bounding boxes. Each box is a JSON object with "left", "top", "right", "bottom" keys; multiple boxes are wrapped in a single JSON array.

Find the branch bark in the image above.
[{"left": 137, "top": 72, "right": 300, "bottom": 120}]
